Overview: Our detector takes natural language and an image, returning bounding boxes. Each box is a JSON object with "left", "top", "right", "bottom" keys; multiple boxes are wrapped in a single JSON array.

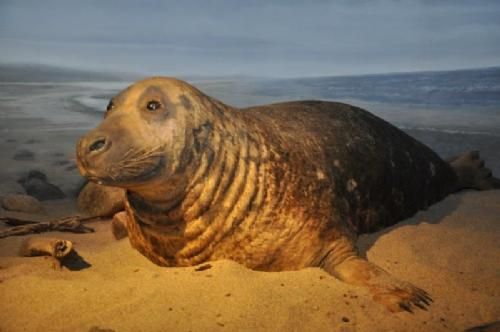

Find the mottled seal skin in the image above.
[{"left": 76, "top": 77, "right": 496, "bottom": 312}]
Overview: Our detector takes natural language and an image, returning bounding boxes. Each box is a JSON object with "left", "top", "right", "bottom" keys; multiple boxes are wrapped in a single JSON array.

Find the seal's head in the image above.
[{"left": 76, "top": 77, "right": 217, "bottom": 197}]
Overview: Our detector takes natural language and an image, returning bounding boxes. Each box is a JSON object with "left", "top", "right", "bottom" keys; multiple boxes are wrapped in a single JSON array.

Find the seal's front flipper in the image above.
[
  {"left": 337, "top": 258, "right": 431, "bottom": 312},
  {"left": 111, "top": 211, "right": 129, "bottom": 240},
  {"left": 323, "top": 255, "right": 431, "bottom": 312}
]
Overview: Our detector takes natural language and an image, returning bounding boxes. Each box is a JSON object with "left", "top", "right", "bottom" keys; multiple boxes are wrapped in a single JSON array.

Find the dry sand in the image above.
[{"left": 0, "top": 190, "right": 499, "bottom": 332}]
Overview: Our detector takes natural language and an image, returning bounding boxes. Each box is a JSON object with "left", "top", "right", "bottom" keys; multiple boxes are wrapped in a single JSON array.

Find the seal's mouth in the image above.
[{"left": 83, "top": 155, "right": 165, "bottom": 187}]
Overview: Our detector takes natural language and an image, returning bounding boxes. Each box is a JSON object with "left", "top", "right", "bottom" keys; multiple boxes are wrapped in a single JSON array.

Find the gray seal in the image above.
[{"left": 76, "top": 77, "right": 498, "bottom": 312}]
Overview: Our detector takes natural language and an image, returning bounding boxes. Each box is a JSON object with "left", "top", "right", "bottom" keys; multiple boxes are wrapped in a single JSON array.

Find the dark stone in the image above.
[
  {"left": 24, "top": 170, "right": 47, "bottom": 181},
  {"left": 17, "top": 170, "right": 65, "bottom": 201}
]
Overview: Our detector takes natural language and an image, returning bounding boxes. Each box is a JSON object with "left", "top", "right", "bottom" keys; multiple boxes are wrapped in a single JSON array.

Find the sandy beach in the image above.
[
  {"left": 0, "top": 78, "right": 499, "bottom": 331},
  {"left": 0, "top": 190, "right": 499, "bottom": 331}
]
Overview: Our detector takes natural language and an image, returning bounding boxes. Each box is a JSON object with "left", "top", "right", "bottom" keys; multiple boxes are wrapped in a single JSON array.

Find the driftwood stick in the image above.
[
  {"left": 0, "top": 215, "right": 99, "bottom": 226},
  {"left": 0, "top": 216, "right": 41, "bottom": 226},
  {"left": 0, "top": 216, "right": 97, "bottom": 238}
]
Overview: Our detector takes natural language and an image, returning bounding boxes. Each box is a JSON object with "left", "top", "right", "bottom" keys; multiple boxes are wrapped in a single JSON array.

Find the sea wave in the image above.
[
  {"left": 73, "top": 95, "right": 108, "bottom": 112},
  {"left": 398, "top": 125, "right": 500, "bottom": 137}
]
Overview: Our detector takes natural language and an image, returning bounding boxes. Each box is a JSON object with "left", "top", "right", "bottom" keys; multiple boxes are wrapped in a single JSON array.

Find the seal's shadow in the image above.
[
  {"left": 356, "top": 192, "right": 463, "bottom": 257},
  {"left": 62, "top": 250, "right": 92, "bottom": 271}
]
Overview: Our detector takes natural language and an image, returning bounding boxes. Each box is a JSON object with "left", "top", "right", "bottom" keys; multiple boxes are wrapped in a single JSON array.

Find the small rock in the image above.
[
  {"left": 1, "top": 194, "right": 45, "bottom": 214},
  {"left": 18, "top": 170, "right": 65, "bottom": 201},
  {"left": 18, "top": 179, "right": 65, "bottom": 201},
  {"left": 13, "top": 149, "right": 35, "bottom": 161},
  {"left": 78, "top": 182, "right": 125, "bottom": 217}
]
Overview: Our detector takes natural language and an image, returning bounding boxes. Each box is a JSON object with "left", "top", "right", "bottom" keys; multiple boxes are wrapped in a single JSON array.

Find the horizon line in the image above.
[{"left": 1, "top": 61, "right": 499, "bottom": 81}]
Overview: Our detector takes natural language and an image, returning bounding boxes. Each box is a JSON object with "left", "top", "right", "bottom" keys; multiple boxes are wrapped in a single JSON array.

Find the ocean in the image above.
[{"left": 1, "top": 66, "right": 499, "bottom": 176}]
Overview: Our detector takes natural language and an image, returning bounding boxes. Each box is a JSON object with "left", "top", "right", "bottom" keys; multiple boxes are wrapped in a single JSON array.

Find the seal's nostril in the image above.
[{"left": 89, "top": 138, "right": 107, "bottom": 153}]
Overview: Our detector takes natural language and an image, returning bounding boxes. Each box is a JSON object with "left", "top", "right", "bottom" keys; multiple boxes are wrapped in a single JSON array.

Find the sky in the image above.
[{"left": 1, "top": 0, "right": 499, "bottom": 78}]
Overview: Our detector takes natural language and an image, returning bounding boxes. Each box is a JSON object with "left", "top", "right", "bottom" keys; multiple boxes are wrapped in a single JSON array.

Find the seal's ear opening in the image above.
[{"left": 192, "top": 122, "right": 213, "bottom": 152}]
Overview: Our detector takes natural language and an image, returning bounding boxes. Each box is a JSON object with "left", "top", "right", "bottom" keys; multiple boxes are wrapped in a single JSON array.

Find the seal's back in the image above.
[{"left": 242, "top": 100, "right": 457, "bottom": 233}]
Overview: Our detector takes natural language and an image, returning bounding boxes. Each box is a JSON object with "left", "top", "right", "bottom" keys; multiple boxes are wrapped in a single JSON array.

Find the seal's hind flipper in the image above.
[{"left": 449, "top": 150, "right": 497, "bottom": 190}]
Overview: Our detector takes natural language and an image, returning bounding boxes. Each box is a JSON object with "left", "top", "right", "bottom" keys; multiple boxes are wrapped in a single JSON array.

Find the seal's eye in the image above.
[
  {"left": 146, "top": 100, "right": 162, "bottom": 112},
  {"left": 106, "top": 100, "right": 115, "bottom": 112}
]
